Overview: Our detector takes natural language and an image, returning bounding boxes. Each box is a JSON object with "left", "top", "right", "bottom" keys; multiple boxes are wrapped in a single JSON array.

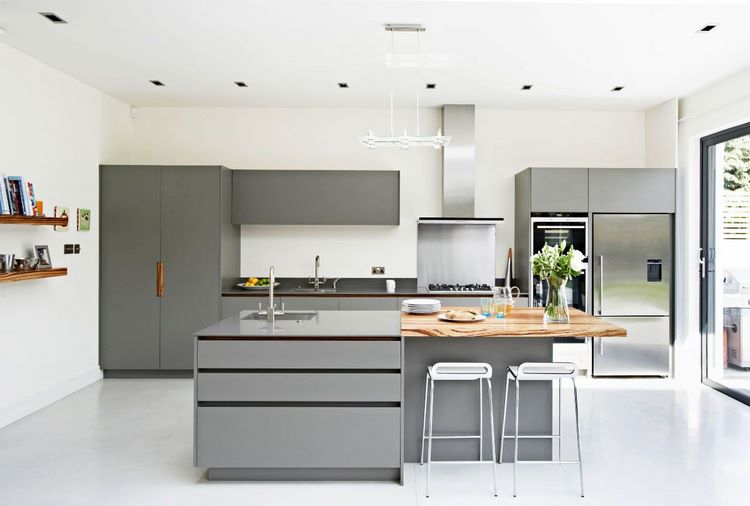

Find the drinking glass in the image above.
[{"left": 480, "top": 297, "right": 494, "bottom": 317}]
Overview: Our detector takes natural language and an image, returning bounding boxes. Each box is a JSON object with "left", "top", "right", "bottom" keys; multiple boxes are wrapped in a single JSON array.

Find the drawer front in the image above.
[
  {"left": 196, "top": 406, "right": 401, "bottom": 468},
  {"left": 197, "top": 372, "right": 401, "bottom": 402},
  {"left": 339, "top": 297, "right": 398, "bottom": 310},
  {"left": 197, "top": 340, "right": 401, "bottom": 369}
]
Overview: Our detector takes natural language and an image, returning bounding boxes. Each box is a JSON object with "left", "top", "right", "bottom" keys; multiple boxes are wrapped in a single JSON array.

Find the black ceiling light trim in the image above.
[
  {"left": 699, "top": 24, "right": 717, "bottom": 32},
  {"left": 39, "top": 12, "right": 67, "bottom": 24},
  {"left": 338, "top": 82, "right": 349, "bottom": 88},
  {"left": 611, "top": 85, "right": 625, "bottom": 92},
  {"left": 521, "top": 84, "right": 533, "bottom": 90},
  {"left": 149, "top": 80, "right": 165, "bottom": 87},
  {"left": 235, "top": 81, "right": 248, "bottom": 88},
  {"left": 426, "top": 83, "right": 436, "bottom": 90}
]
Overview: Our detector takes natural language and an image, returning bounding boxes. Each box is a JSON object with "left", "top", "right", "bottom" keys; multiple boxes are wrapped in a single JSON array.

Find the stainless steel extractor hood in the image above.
[{"left": 418, "top": 104, "right": 503, "bottom": 224}]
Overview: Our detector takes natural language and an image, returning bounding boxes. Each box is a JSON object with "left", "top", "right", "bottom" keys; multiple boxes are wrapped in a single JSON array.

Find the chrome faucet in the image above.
[
  {"left": 308, "top": 254, "right": 326, "bottom": 290},
  {"left": 260, "top": 266, "right": 284, "bottom": 322}
]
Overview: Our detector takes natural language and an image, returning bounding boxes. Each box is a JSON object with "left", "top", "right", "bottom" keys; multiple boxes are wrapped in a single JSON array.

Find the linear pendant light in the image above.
[{"left": 359, "top": 25, "right": 450, "bottom": 150}]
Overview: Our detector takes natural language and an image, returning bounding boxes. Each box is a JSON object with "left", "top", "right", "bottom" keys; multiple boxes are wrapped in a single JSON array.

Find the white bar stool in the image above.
[
  {"left": 498, "top": 362, "right": 584, "bottom": 497},
  {"left": 419, "top": 362, "right": 498, "bottom": 498}
]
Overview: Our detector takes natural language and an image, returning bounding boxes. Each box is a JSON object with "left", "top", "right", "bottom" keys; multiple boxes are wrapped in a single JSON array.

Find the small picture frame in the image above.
[{"left": 34, "top": 245, "right": 52, "bottom": 269}]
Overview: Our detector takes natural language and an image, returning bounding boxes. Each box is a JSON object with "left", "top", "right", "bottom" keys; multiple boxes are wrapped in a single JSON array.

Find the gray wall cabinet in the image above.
[
  {"left": 588, "top": 168, "right": 676, "bottom": 213},
  {"left": 100, "top": 165, "right": 239, "bottom": 372},
  {"left": 232, "top": 170, "right": 400, "bottom": 225},
  {"left": 529, "top": 168, "right": 589, "bottom": 213}
]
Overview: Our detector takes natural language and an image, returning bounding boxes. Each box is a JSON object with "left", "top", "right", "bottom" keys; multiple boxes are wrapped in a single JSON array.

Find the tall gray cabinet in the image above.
[{"left": 100, "top": 165, "right": 239, "bottom": 373}]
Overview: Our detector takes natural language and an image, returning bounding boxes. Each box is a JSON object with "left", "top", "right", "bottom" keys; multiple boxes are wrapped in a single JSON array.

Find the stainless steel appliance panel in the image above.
[
  {"left": 593, "top": 214, "right": 671, "bottom": 316},
  {"left": 593, "top": 317, "right": 670, "bottom": 376},
  {"left": 417, "top": 224, "right": 496, "bottom": 290}
]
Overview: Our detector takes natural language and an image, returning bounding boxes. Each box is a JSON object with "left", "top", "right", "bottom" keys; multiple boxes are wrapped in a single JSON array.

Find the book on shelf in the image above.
[
  {"left": 6, "top": 177, "right": 25, "bottom": 215},
  {"left": 0, "top": 176, "right": 10, "bottom": 215},
  {"left": 26, "top": 182, "right": 37, "bottom": 216}
]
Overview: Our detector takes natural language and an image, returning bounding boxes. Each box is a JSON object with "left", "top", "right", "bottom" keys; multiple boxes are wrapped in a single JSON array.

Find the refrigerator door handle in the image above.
[
  {"left": 599, "top": 337, "right": 604, "bottom": 355},
  {"left": 598, "top": 255, "right": 604, "bottom": 315}
]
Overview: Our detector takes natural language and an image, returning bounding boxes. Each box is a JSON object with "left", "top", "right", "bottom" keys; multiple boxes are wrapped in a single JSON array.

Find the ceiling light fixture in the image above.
[
  {"left": 611, "top": 85, "right": 624, "bottom": 92},
  {"left": 360, "top": 25, "right": 450, "bottom": 150},
  {"left": 235, "top": 81, "right": 248, "bottom": 87},
  {"left": 149, "top": 80, "right": 165, "bottom": 87},
  {"left": 426, "top": 83, "right": 436, "bottom": 90},
  {"left": 521, "top": 84, "right": 533, "bottom": 90},
  {"left": 698, "top": 24, "right": 717, "bottom": 32},
  {"left": 338, "top": 82, "right": 349, "bottom": 88},
  {"left": 384, "top": 24, "right": 460, "bottom": 68},
  {"left": 39, "top": 12, "right": 67, "bottom": 24}
]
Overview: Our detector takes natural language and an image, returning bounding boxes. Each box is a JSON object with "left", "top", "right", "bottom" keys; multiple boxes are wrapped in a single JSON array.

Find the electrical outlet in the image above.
[
  {"left": 371, "top": 266, "right": 385, "bottom": 275},
  {"left": 64, "top": 244, "right": 75, "bottom": 254},
  {"left": 74, "top": 244, "right": 80, "bottom": 254}
]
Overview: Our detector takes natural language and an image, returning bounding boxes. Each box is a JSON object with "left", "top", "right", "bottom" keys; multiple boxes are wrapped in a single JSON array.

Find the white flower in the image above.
[{"left": 570, "top": 249, "right": 587, "bottom": 273}]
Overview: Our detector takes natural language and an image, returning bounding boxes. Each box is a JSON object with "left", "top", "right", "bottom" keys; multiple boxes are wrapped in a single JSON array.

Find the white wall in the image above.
[
  {"left": 645, "top": 99, "right": 678, "bottom": 168},
  {"left": 0, "top": 43, "right": 132, "bottom": 428},
  {"left": 676, "top": 67, "right": 750, "bottom": 382},
  {"left": 132, "top": 107, "right": 646, "bottom": 278}
]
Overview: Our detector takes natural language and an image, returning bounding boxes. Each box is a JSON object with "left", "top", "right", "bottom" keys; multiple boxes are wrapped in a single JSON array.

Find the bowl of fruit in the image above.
[{"left": 236, "top": 277, "right": 280, "bottom": 290}]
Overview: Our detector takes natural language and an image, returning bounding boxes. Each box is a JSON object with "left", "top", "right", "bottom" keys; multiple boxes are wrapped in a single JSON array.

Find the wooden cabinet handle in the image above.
[{"left": 157, "top": 261, "right": 164, "bottom": 297}]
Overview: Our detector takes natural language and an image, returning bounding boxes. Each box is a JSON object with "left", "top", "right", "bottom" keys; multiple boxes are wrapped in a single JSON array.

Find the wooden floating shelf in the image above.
[
  {"left": 0, "top": 267, "right": 68, "bottom": 283},
  {"left": 0, "top": 215, "right": 68, "bottom": 227}
]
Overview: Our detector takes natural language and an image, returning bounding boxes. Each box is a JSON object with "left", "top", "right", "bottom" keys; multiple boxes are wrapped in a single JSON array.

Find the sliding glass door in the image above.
[{"left": 701, "top": 122, "right": 750, "bottom": 405}]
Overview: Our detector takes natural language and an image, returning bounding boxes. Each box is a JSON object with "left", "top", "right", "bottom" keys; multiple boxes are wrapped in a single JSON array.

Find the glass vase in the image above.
[{"left": 544, "top": 276, "right": 570, "bottom": 323}]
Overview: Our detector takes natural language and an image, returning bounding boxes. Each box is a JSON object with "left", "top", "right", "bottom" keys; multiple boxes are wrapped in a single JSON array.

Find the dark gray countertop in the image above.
[
  {"left": 195, "top": 310, "right": 402, "bottom": 338},
  {"left": 223, "top": 277, "right": 527, "bottom": 297}
]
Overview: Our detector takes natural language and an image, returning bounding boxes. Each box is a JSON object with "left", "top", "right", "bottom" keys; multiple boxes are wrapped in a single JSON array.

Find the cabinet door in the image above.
[
  {"left": 588, "top": 168, "right": 675, "bottom": 213},
  {"left": 282, "top": 297, "right": 339, "bottom": 310},
  {"left": 160, "top": 167, "right": 222, "bottom": 370},
  {"left": 530, "top": 168, "right": 589, "bottom": 212},
  {"left": 100, "top": 166, "right": 161, "bottom": 369},
  {"left": 221, "top": 296, "right": 263, "bottom": 319},
  {"left": 339, "top": 297, "right": 398, "bottom": 310}
]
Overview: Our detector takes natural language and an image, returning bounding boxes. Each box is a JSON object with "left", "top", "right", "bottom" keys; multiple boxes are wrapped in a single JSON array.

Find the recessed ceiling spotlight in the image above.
[
  {"left": 611, "top": 85, "right": 625, "bottom": 92},
  {"left": 698, "top": 24, "right": 717, "bottom": 32},
  {"left": 235, "top": 81, "right": 248, "bottom": 88},
  {"left": 149, "top": 80, "right": 165, "bottom": 87},
  {"left": 338, "top": 82, "right": 349, "bottom": 88},
  {"left": 521, "top": 84, "right": 533, "bottom": 91},
  {"left": 39, "top": 12, "right": 67, "bottom": 24},
  {"left": 426, "top": 83, "right": 436, "bottom": 90}
]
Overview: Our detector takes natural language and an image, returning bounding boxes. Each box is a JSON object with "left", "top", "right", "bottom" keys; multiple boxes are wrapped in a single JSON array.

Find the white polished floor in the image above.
[{"left": 1, "top": 377, "right": 749, "bottom": 506}]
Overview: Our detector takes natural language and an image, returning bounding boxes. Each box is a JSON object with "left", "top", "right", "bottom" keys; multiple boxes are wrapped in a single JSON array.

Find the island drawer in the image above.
[
  {"left": 197, "top": 372, "right": 401, "bottom": 402},
  {"left": 196, "top": 340, "right": 401, "bottom": 369},
  {"left": 196, "top": 406, "right": 401, "bottom": 468}
]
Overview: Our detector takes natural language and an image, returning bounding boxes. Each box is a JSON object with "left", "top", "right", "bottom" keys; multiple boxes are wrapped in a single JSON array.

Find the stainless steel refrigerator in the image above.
[{"left": 592, "top": 214, "right": 672, "bottom": 376}]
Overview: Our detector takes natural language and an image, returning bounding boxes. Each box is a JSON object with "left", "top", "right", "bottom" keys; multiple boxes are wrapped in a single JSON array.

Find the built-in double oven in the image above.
[{"left": 529, "top": 216, "right": 590, "bottom": 312}]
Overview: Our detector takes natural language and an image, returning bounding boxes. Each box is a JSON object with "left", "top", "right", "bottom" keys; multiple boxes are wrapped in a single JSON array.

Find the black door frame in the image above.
[{"left": 700, "top": 121, "right": 750, "bottom": 406}]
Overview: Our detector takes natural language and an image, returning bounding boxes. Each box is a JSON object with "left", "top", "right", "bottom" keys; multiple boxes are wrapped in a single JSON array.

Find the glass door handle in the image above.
[
  {"left": 598, "top": 255, "right": 604, "bottom": 315},
  {"left": 698, "top": 248, "right": 706, "bottom": 279}
]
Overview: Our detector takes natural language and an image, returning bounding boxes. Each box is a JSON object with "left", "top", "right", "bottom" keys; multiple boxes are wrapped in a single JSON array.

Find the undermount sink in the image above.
[
  {"left": 242, "top": 310, "right": 318, "bottom": 321},
  {"left": 288, "top": 287, "right": 336, "bottom": 294}
]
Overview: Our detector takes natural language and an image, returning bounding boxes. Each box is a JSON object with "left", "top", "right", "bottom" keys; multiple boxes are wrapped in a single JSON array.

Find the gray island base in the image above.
[{"left": 194, "top": 310, "right": 555, "bottom": 482}]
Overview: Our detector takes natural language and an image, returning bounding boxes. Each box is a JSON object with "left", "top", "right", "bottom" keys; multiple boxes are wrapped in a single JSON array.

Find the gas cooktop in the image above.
[{"left": 427, "top": 283, "right": 494, "bottom": 294}]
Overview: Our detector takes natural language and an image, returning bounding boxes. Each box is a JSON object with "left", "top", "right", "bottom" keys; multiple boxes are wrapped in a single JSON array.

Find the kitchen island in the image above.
[{"left": 194, "top": 307, "right": 625, "bottom": 482}]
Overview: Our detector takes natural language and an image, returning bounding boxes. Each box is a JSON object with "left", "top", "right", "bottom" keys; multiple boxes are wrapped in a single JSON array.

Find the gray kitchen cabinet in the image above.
[
  {"left": 339, "top": 297, "right": 399, "bottom": 310},
  {"left": 100, "top": 166, "right": 161, "bottom": 370},
  {"left": 232, "top": 170, "right": 400, "bottom": 225},
  {"left": 100, "top": 165, "right": 239, "bottom": 373},
  {"left": 588, "top": 168, "right": 675, "bottom": 213},
  {"left": 221, "top": 296, "right": 262, "bottom": 319},
  {"left": 529, "top": 168, "right": 589, "bottom": 213},
  {"left": 281, "top": 296, "right": 339, "bottom": 310}
]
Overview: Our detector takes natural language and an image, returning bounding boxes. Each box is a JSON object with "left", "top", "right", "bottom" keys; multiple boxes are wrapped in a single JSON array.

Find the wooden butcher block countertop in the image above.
[{"left": 401, "top": 307, "right": 627, "bottom": 338}]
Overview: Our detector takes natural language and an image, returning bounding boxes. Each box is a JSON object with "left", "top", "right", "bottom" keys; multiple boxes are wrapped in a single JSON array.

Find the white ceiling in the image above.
[{"left": 1, "top": 0, "right": 749, "bottom": 110}]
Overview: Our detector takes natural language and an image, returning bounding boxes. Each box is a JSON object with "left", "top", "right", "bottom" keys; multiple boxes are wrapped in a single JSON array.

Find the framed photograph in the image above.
[{"left": 34, "top": 245, "right": 52, "bottom": 269}]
